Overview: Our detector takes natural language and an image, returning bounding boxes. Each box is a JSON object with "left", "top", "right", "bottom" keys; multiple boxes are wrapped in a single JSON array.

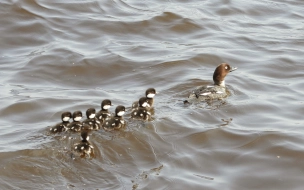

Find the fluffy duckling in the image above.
[
  {"left": 96, "top": 99, "right": 113, "bottom": 124},
  {"left": 67, "top": 111, "right": 83, "bottom": 132},
  {"left": 132, "top": 88, "right": 157, "bottom": 108},
  {"left": 82, "top": 108, "right": 100, "bottom": 131},
  {"left": 49, "top": 112, "right": 72, "bottom": 133},
  {"left": 102, "top": 105, "right": 126, "bottom": 131},
  {"left": 131, "top": 97, "right": 151, "bottom": 121},
  {"left": 73, "top": 130, "right": 94, "bottom": 158}
]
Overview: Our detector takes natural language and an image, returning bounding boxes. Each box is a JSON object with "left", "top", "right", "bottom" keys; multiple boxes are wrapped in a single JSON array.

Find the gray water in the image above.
[{"left": 0, "top": 0, "right": 304, "bottom": 189}]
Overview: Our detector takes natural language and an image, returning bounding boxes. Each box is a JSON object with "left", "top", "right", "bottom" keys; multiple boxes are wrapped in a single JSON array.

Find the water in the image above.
[{"left": 0, "top": 0, "right": 304, "bottom": 189}]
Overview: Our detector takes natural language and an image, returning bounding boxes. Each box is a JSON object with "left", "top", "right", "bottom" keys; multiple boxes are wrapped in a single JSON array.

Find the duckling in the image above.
[
  {"left": 96, "top": 99, "right": 113, "bottom": 124},
  {"left": 67, "top": 111, "right": 83, "bottom": 132},
  {"left": 132, "top": 88, "right": 157, "bottom": 108},
  {"left": 73, "top": 130, "right": 94, "bottom": 158},
  {"left": 131, "top": 97, "right": 151, "bottom": 121},
  {"left": 103, "top": 105, "right": 126, "bottom": 131},
  {"left": 82, "top": 108, "right": 100, "bottom": 131},
  {"left": 49, "top": 112, "right": 72, "bottom": 133}
]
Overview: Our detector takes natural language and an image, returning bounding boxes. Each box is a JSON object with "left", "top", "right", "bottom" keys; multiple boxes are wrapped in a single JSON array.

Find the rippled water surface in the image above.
[{"left": 1, "top": 0, "right": 304, "bottom": 189}]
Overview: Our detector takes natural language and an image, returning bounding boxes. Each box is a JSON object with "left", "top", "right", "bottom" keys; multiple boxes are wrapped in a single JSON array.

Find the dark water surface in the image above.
[{"left": 1, "top": 0, "right": 304, "bottom": 189}]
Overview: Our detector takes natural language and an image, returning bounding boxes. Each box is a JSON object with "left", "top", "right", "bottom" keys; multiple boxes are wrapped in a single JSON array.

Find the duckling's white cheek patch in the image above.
[
  {"left": 63, "top": 117, "right": 70, "bottom": 121},
  {"left": 117, "top": 111, "right": 125, "bottom": 116},
  {"left": 74, "top": 117, "right": 82, "bottom": 121},
  {"left": 142, "top": 102, "right": 148, "bottom": 107},
  {"left": 103, "top": 105, "right": 111, "bottom": 110},
  {"left": 147, "top": 94, "right": 155, "bottom": 98},
  {"left": 89, "top": 114, "right": 95, "bottom": 119},
  {"left": 87, "top": 136, "right": 89, "bottom": 141},
  {"left": 216, "top": 91, "right": 224, "bottom": 94}
]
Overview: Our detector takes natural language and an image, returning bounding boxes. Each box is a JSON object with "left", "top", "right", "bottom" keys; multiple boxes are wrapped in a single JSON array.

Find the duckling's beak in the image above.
[{"left": 230, "top": 67, "right": 238, "bottom": 72}]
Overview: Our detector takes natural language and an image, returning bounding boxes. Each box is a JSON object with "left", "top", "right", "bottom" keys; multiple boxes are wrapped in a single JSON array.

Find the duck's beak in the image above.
[{"left": 230, "top": 67, "right": 238, "bottom": 72}]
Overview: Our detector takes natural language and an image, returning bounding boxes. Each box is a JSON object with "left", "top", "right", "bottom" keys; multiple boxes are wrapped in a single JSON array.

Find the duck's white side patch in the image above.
[
  {"left": 147, "top": 94, "right": 155, "bottom": 98},
  {"left": 103, "top": 105, "right": 111, "bottom": 110},
  {"left": 200, "top": 92, "right": 211, "bottom": 96},
  {"left": 63, "top": 117, "right": 70, "bottom": 121},
  {"left": 74, "top": 116, "right": 82, "bottom": 121},
  {"left": 117, "top": 111, "right": 125, "bottom": 116}
]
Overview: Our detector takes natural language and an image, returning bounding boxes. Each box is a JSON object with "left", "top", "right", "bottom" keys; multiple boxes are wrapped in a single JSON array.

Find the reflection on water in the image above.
[{"left": 0, "top": 0, "right": 304, "bottom": 189}]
